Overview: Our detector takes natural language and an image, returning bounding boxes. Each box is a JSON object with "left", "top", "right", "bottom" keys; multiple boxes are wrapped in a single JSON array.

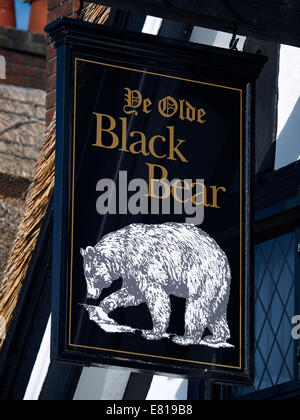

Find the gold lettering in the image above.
[
  {"left": 172, "top": 179, "right": 190, "bottom": 204},
  {"left": 179, "top": 100, "right": 185, "bottom": 121},
  {"left": 210, "top": 186, "right": 227, "bottom": 209},
  {"left": 148, "top": 135, "right": 167, "bottom": 159},
  {"left": 93, "top": 113, "right": 119, "bottom": 149},
  {"left": 129, "top": 131, "right": 149, "bottom": 156},
  {"left": 198, "top": 108, "right": 206, "bottom": 124},
  {"left": 123, "top": 88, "right": 142, "bottom": 116},
  {"left": 119, "top": 117, "right": 129, "bottom": 152},
  {"left": 143, "top": 98, "right": 152, "bottom": 114},
  {"left": 146, "top": 163, "right": 170, "bottom": 199},
  {"left": 158, "top": 96, "right": 178, "bottom": 118},
  {"left": 179, "top": 100, "right": 207, "bottom": 124},
  {"left": 192, "top": 182, "right": 210, "bottom": 207},
  {"left": 185, "top": 100, "right": 196, "bottom": 123},
  {"left": 167, "top": 126, "right": 188, "bottom": 163}
]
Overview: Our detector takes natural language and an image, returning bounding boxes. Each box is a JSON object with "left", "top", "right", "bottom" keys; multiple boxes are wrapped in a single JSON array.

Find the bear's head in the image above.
[{"left": 80, "top": 246, "right": 113, "bottom": 300}]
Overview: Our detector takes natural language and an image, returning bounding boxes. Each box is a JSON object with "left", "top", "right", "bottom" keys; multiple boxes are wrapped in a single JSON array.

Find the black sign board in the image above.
[{"left": 46, "top": 18, "right": 266, "bottom": 384}]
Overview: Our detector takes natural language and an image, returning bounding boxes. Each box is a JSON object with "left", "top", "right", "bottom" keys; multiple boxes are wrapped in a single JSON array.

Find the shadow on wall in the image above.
[{"left": 275, "top": 96, "right": 300, "bottom": 170}]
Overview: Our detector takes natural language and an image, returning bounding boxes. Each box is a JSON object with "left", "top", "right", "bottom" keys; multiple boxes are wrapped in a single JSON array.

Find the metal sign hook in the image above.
[
  {"left": 77, "top": 0, "right": 85, "bottom": 20},
  {"left": 230, "top": 27, "right": 240, "bottom": 51}
]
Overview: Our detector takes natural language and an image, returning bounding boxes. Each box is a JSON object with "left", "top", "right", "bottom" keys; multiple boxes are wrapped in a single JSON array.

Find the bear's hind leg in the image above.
[
  {"left": 201, "top": 314, "right": 234, "bottom": 348},
  {"left": 172, "top": 297, "right": 207, "bottom": 346}
]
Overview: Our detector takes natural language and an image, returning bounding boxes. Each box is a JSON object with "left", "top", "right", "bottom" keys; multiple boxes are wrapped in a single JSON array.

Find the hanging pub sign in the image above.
[{"left": 46, "top": 18, "right": 266, "bottom": 384}]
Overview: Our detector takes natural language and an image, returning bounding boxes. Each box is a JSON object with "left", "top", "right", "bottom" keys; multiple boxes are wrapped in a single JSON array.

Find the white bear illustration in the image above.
[{"left": 81, "top": 222, "right": 233, "bottom": 348}]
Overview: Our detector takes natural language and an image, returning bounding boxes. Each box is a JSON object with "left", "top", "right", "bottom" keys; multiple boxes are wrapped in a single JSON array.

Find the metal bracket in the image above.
[
  {"left": 77, "top": 0, "right": 85, "bottom": 20},
  {"left": 46, "top": 34, "right": 55, "bottom": 49},
  {"left": 229, "top": 27, "right": 240, "bottom": 51}
]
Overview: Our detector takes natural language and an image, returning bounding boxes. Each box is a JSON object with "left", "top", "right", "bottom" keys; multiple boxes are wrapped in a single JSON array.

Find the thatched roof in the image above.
[
  {"left": 0, "top": 197, "right": 25, "bottom": 285},
  {"left": 0, "top": 4, "right": 111, "bottom": 347},
  {"left": 0, "top": 85, "right": 45, "bottom": 179}
]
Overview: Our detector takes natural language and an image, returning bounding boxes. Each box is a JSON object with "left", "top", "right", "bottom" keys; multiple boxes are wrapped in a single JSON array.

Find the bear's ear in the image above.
[{"left": 86, "top": 246, "right": 96, "bottom": 257}]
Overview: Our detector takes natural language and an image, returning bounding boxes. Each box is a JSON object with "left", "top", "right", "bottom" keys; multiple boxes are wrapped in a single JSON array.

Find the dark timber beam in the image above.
[
  {"left": 85, "top": 0, "right": 300, "bottom": 47},
  {"left": 243, "top": 39, "right": 280, "bottom": 174}
]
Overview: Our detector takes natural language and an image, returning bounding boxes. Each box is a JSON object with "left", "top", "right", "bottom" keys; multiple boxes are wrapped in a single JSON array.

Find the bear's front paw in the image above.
[
  {"left": 142, "top": 330, "right": 166, "bottom": 341},
  {"left": 100, "top": 301, "right": 116, "bottom": 314}
]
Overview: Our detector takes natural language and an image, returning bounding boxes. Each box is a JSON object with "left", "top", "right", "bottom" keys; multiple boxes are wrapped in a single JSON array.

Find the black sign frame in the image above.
[{"left": 46, "top": 17, "right": 266, "bottom": 384}]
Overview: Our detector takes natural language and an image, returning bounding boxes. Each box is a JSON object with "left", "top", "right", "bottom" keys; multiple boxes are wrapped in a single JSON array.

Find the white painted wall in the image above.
[
  {"left": 190, "top": 26, "right": 246, "bottom": 50},
  {"left": 146, "top": 376, "right": 188, "bottom": 400},
  {"left": 142, "top": 16, "right": 163, "bottom": 35},
  {"left": 275, "top": 44, "right": 300, "bottom": 170},
  {"left": 23, "top": 316, "right": 51, "bottom": 400},
  {"left": 73, "top": 367, "right": 131, "bottom": 401}
]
